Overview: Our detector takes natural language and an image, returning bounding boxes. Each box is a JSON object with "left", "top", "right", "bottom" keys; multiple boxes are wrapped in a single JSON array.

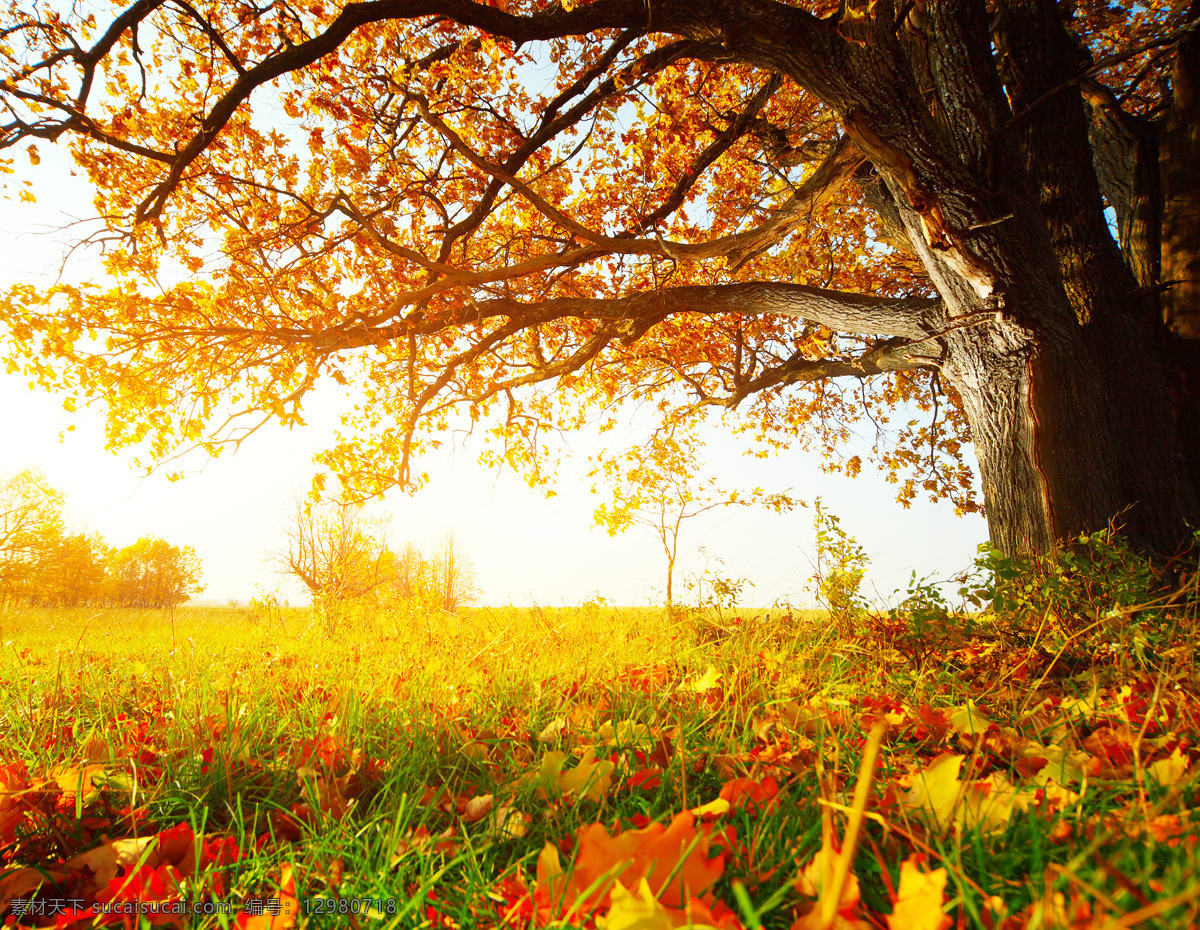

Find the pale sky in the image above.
[{"left": 0, "top": 148, "right": 989, "bottom": 609}]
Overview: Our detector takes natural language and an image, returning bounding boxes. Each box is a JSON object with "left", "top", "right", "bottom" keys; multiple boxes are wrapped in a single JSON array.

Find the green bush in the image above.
[{"left": 809, "top": 498, "right": 869, "bottom": 629}]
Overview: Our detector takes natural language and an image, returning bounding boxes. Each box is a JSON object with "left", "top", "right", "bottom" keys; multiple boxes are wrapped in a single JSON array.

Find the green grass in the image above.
[{"left": 1, "top": 588, "right": 1199, "bottom": 929}]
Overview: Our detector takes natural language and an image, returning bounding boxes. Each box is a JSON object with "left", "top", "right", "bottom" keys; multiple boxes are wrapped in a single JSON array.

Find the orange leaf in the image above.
[
  {"left": 535, "top": 811, "right": 726, "bottom": 922},
  {"left": 793, "top": 842, "right": 869, "bottom": 929},
  {"left": 719, "top": 776, "right": 780, "bottom": 814},
  {"left": 463, "top": 793, "right": 495, "bottom": 823},
  {"left": 0, "top": 761, "right": 33, "bottom": 845},
  {"left": 235, "top": 864, "right": 299, "bottom": 929}
]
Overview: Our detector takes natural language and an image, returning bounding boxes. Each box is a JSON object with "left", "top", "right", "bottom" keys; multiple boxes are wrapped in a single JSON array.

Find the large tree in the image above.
[{"left": 1, "top": 0, "right": 1197, "bottom": 557}]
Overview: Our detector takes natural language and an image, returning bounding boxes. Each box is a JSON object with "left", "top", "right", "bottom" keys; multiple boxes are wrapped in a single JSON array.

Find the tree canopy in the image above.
[{"left": 1, "top": 0, "right": 1197, "bottom": 557}]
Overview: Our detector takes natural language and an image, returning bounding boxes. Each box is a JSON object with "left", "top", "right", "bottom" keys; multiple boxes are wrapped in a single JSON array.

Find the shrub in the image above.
[{"left": 808, "top": 498, "right": 869, "bottom": 630}]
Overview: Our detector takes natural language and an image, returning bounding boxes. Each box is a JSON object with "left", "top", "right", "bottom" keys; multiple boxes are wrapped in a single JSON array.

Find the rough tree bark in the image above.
[
  {"left": 1086, "top": 1, "right": 1200, "bottom": 533},
  {"left": 732, "top": 0, "right": 1200, "bottom": 556}
]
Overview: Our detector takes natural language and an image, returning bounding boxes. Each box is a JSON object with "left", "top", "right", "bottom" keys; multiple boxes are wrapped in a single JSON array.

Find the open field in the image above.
[{"left": 1, "top": 575, "right": 1199, "bottom": 929}]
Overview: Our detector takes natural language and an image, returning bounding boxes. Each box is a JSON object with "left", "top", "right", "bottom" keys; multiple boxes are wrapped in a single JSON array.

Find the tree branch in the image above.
[
  {"left": 131, "top": 0, "right": 658, "bottom": 222},
  {"left": 391, "top": 283, "right": 945, "bottom": 343},
  {"left": 707, "top": 338, "right": 943, "bottom": 410}
]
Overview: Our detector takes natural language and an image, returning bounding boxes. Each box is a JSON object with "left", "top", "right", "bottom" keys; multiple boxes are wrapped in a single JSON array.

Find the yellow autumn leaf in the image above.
[
  {"left": 965, "top": 773, "right": 1037, "bottom": 833},
  {"left": 600, "top": 878, "right": 677, "bottom": 930},
  {"left": 947, "top": 700, "right": 991, "bottom": 738},
  {"left": 490, "top": 806, "right": 529, "bottom": 840},
  {"left": 54, "top": 763, "right": 108, "bottom": 805},
  {"left": 793, "top": 841, "right": 872, "bottom": 929},
  {"left": 537, "top": 750, "right": 568, "bottom": 784},
  {"left": 0, "top": 867, "right": 65, "bottom": 913},
  {"left": 681, "top": 666, "right": 722, "bottom": 692},
  {"left": 887, "top": 856, "right": 951, "bottom": 930},
  {"left": 796, "top": 841, "right": 861, "bottom": 903},
  {"left": 903, "top": 756, "right": 1036, "bottom": 835},
  {"left": 690, "top": 797, "right": 731, "bottom": 819},
  {"left": 600, "top": 719, "right": 655, "bottom": 748},
  {"left": 600, "top": 877, "right": 733, "bottom": 930},
  {"left": 535, "top": 749, "right": 614, "bottom": 802},
  {"left": 902, "top": 754, "right": 965, "bottom": 832},
  {"left": 1037, "top": 745, "right": 1097, "bottom": 787},
  {"left": 462, "top": 793, "right": 494, "bottom": 823},
  {"left": 558, "top": 748, "right": 615, "bottom": 802},
  {"left": 1148, "top": 747, "right": 1190, "bottom": 786},
  {"left": 537, "top": 717, "right": 566, "bottom": 741}
]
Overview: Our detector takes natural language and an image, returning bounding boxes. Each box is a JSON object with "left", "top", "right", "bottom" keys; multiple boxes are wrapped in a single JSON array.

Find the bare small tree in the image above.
[
  {"left": 385, "top": 533, "right": 478, "bottom": 613},
  {"left": 593, "top": 429, "right": 794, "bottom": 609},
  {"left": 278, "top": 496, "right": 394, "bottom": 633},
  {"left": 431, "top": 533, "right": 478, "bottom": 613}
]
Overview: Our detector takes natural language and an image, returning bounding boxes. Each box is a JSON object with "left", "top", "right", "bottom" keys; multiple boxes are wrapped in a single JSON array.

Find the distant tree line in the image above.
[{"left": 0, "top": 469, "right": 204, "bottom": 609}]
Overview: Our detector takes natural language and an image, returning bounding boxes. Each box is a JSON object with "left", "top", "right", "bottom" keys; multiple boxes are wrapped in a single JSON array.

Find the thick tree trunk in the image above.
[
  {"left": 868, "top": 172, "right": 1197, "bottom": 558},
  {"left": 1085, "top": 3, "right": 1200, "bottom": 518},
  {"left": 1161, "top": 3, "right": 1200, "bottom": 340},
  {"left": 926, "top": 241, "right": 1194, "bottom": 556},
  {"left": 1159, "top": 5, "right": 1200, "bottom": 504},
  {"left": 930, "top": 1, "right": 1198, "bottom": 557},
  {"left": 933, "top": 283, "right": 1195, "bottom": 557}
]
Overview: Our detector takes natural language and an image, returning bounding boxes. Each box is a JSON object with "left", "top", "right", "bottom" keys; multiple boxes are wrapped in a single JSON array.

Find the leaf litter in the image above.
[{"left": 0, "top": 596, "right": 1198, "bottom": 928}]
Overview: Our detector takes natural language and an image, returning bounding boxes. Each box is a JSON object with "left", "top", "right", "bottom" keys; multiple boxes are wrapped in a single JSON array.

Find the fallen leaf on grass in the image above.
[
  {"left": 600, "top": 719, "right": 656, "bottom": 749},
  {"left": 600, "top": 878, "right": 742, "bottom": 929},
  {"left": 792, "top": 841, "right": 869, "bottom": 930},
  {"left": 901, "top": 754, "right": 1039, "bottom": 834},
  {"left": 901, "top": 754, "right": 964, "bottom": 832},
  {"left": 680, "top": 667, "right": 722, "bottom": 693},
  {"left": 91, "top": 861, "right": 185, "bottom": 925},
  {"left": 1082, "top": 726, "right": 1135, "bottom": 777},
  {"left": 53, "top": 764, "right": 108, "bottom": 806},
  {"left": 778, "top": 699, "right": 847, "bottom": 735},
  {"left": 887, "top": 855, "right": 951, "bottom": 930},
  {"left": 235, "top": 864, "right": 299, "bottom": 929},
  {"left": 2, "top": 822, "right": 248, "bottom": 918},
  {"left": 531, "top": 749, "right": 615, "bottom": 803},
  {"left": 389, "top": 825, "right": 459, "bottom": 866},
  {"left": 691, "top": 797, "right": 732, "bottom": 819},
  {"left": 535, "top": 811, "right": 726, "bottom": 922},
  {"left": 1148, "top": 747, "right": 1190, "bottom": 786},
  {"left": 451, "top": 721, "right": 492, "bottom": 762},
  {"left": 0, "top": 866, "right": 67, "bottom": 915},
  {"left": 559, "top": 750, "right": 616, "bottom": 802},
  {"left": 294, "top": 768, "right": 356, "bottom": 821},
  {"left": 538, "top": 718, "right": 566, "bottom": 741},
  {"left": 487, "top": 805, "right": 529, "bottom": 841},
  {"left": 456, "top": 793, "right": 529, "bottom": 839},
  {"left": 463, "top": 793, "right": 495, "bottom": 823},
  {"left": 62, "top": 834, "right": 159, "bottom": 889},
  {"left": 1036, "top": 745, "right": 1099, "bottom": 788},
  {"left": 719, "top": 776, "right": 780, "bottom": 814},
  {"left": 629, "top": 766, "right": 664, "bottom": 793},
  {"left": 601, "top": 879, "right": 678, "bottom": 930},
  {"left": 947, "top": 701, "right": 992, "bottom": 739},
  {"left": 1, "top": 760, "right": 34, "bottom": 845}
]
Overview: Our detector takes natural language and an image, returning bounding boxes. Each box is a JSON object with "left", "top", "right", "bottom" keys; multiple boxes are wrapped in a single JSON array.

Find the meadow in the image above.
[{"left": 1, "top": 536, "right": 1198, "bottom": 929}]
